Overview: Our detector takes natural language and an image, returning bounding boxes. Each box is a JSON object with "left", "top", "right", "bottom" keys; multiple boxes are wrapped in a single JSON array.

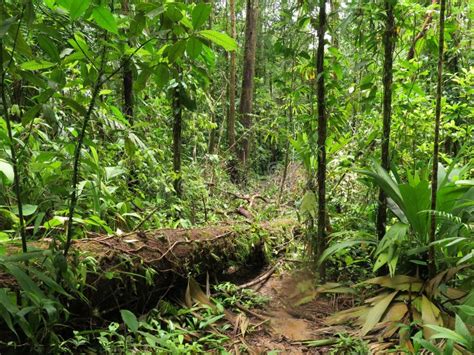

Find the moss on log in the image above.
[{"left": 1, "top": 219, "right": 299, "bottom": 317}]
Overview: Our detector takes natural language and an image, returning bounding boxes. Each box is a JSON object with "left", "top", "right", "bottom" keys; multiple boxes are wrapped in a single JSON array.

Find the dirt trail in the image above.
[{"left": 233, "top": 267, "right": 352, "bottom": 354}]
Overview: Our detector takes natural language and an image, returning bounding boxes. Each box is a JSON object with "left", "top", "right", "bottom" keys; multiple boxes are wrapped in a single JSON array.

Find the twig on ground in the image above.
[{"left": 237, "top": 261, "right": 281, "bottom": 290}]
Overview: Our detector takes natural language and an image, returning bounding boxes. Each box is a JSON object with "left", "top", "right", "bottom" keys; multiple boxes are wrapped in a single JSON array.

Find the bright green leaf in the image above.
[
  {"left": 120, "top": 309, "right": 139, "bottom": 332},
  {"left": 192, "top": 3, "right": 211, "bottom": 29},
  {"left": 19, "top": 60, "right": 55, "bottom": 71},
  {"left": 0, "top": 159, "right": 14, "bottom": 183},
  {"left": 186, "top": 37, "right": 203, "bottom": 59},
  {"left": 198, "top": 30, "right": 237, "bottom": 51},
  {"left": 92, "top": 7, "right": 118, "bottom": 34},
  {"left": 69, "top": 0, "right": 90, "bottom": 20}
]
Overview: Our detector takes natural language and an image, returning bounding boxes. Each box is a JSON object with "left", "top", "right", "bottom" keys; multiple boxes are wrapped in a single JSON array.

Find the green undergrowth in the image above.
[
  {"left": 57, "top": 282, "right": 268, "bottom": 354},
  {"left": 0, "top": 218, "right": 296, "bottom": 353}
]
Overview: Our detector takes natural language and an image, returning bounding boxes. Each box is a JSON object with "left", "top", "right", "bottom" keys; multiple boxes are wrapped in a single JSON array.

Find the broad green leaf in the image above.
[
  {"left": 318, "top": 238, "right": 376, "bottom": 265},
  {"left": 165, "top": 4, "right": 183, "bottom": 22},
  {"left": 92, "top": 7, "right": 118, "bottom": 34},
  {"left": 61, "top": 96, "right": 87, "bottom": 116},
  {"left": 154, "top": 64, "right": 170, "bottom": 88},
  {"left": 186, "top": 37, "right": 203, "bottom": 59},
  {"left": 0, "top": 250, "right": 51, "bottom": 263},
  {"left": 454, "top": 315, "right": 471, "bottom": 344},
  {"left": 19, "top": 60, "right": 55, "bottom": 71},
  {"left": 359, "top": 162, "right": 404, "bottom": 210},
  {"left": 37, "top": 35, "right": 59, "bottom": 61},
  {"left": 105, "top": 167, "right": 125, "bottom": 180},
  {"left": 192, "top": 3, "right": 211, "bottom": 29},
  {"left": 198, "top": 30, "right": 237, "bottom": 51},
  {"left": 399, "top": 181, "right": 430, "bottom": 238},
  {"left": 167, "top": 40, "right": 186, "bottom": 62},
  {"left": 29, "top": 267, "right": 71, "bottom": 298},
  {"left": 0, "top": 289, "right": 18, "bottom": 314},
  {"left": 0, "top": 159, "right": 14, "bottom": 183},
  {"left": 3, "top": 263, "right": 46, "bottom": 299},
  {"left": 120, "top": 309, "right": 139, "bottom": 332},
  {"left": 69, "top": 0, "right": 90, "bottom": 20},
  {"left": 456, "top": 304, "right": 474, "bottom": 317},
  {"left": 412, "top": 337, "right": 442, "bottom": 355},
  {"left": 11, "top": 204, "right": 38, "bottom": 216},
  {"left": 426, "top": 324, "right": 469, "bottom": 348},
  {"left": 299, "top": 191, "right": 316, "bottom": 218},
  {"left": 0, "top": 303, "right": 16, "bottom": 336}
]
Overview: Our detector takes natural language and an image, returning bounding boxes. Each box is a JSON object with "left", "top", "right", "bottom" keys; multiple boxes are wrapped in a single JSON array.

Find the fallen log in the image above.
[{"left": 1, "top": 219, "right": 299, "bottom": 318}]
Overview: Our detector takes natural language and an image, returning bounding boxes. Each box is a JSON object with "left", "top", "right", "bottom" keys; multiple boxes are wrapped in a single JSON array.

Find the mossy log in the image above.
[{"left": 1, "top": 219, "right": 299, "bottom": 318}]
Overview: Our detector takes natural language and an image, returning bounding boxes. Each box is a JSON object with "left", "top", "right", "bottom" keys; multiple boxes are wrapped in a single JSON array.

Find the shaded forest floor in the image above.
[{"left": 224, "top": 266, "right": 347, "bottom": 354}]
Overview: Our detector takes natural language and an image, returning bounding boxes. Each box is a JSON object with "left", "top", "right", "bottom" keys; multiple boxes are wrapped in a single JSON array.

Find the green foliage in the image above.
[
  {"left": 213, "top": 282, "right": 269, "bottom": 310},
  {"left": 0, "top": 0, "right": 472, "bottom": 352},
  {"left": 360, "top": 161, "right": 473, "bottom": 275},
  {"left": 61, "top": 302, "right": 229, "bottom": 353},
  {"left": 0, "top": 250, "right": 93, "bottom": 351}
]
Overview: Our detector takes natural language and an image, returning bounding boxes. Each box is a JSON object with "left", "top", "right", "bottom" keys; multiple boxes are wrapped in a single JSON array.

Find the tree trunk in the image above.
[
  {"left": 207, "top": 0, "right": 218, "bottom": 155},
  {"left": 238, "top": 0, "right": 258, "bottom": 173},
  {"left": 0, "top": 220, "right": 298, "bottom": 316},
  {"left": 376, "top": 0, "right": 396, "bottom": 248},
  {"left": 121, "top": 0, "right": 136, "bottom": 190},
  {"left": 316, "top": 0, "right": 327, "bottom": 280},
  {"left": 122, "top": 0, "right": 133, "bottom": 125},
  {"left": 172, "top": 78, "right": 183, "bottom": 198},
  {"left": 227, "top": 0, "right": 237, "bottom": 153},
  {"left": 429, "top": 0, "right": 446, "bottom": 278}
]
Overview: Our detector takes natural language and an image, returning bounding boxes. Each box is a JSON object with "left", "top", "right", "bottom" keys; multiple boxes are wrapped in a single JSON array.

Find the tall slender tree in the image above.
[
  {"left": 316, "top": 0, "right": 327, "bottom": 280},
  {"left": 227, "top": 0, "right": 237, "bottom": 153},
  {"left": 376, "top": 0, "right": 396, "bottom": 246},
  {"left": 238, "top": 0, "right": 258, "bottom": 175},
  {"left": 428, "top": 0, "right": 446, "bottom": 277},
  {"left": 0, "top": 5, "right": 27, "bottom": 253},
  {"left": 121, "top": 0, "right": 133, "bottom": 125},
  {"left": 172, "top": 74, "right": 183, "bottom": 198}
]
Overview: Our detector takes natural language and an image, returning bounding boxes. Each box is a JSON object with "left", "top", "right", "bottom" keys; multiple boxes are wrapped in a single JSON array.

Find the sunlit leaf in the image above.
[
  {"left": 92, "top": 6, "right": 118, "bottom": 34},
  {"left": 192, "top": 3, "right": 211, "bottom": 29},
  {"left": 20, "top": 60, "right": 55, "bottom": 71},
  {"left": 69, "top": 0, "right": 90, "bottom": 20},
  {"left": 0, "top": 159, "right": 14, "bottom": 183},
  {"left": 198, "top": 30, "right": 237, "bottom": 51}
]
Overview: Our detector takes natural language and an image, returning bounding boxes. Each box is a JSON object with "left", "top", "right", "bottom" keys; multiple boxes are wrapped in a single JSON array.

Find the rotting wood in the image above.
[{"left": 1, "top": 219, "right": 299, "bottom": 317}]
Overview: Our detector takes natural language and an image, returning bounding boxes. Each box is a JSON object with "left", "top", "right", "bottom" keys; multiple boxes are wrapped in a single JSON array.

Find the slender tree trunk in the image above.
[
  {"left": 0, "top": 44, "right": 27, "bottom": 253},
  {"left": 278, "top": 53, "right": 296, "bottom": 204},
  {"left": 428, "top": 0, "right": 446, "bottom": 278},
  {"left": 316, "top": 0, "right": 327, "bottom": 280},
  {"left": 227, "top": 0, "right": 237, "bottom": 152},
  {"left": 122, "top": 0, "right": 133, "bottom": 125},
  {"left": 65, "top": 45, "right": 107, "bottom": 256},
  {"left": 172, "top": 79, "right": 183, "bottom": 198},
  {"left": 238, "top": 0, "right": 258, "bottom": 174},
  {"left": 121, "top": 0, "right": 136, "bottom": 189},
  {"left": 376, "top": 0, "right": 396, "bottom": 248},
  {"left": 207, "top": 0, "right": 218, "bottom": 155}
]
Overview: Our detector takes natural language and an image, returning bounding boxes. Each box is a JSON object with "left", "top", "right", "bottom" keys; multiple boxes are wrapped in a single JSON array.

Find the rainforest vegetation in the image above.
[{"left": 0, "top": 0, "right": 472, "bottom": 353}]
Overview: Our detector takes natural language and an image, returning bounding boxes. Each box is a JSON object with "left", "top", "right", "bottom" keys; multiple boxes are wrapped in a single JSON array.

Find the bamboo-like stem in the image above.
[
  {"left": 428, "top": 0, "right": 446, "bottom": 278},
  {"left": 0, "top": 6, "right": 27, "bottom": 253}
]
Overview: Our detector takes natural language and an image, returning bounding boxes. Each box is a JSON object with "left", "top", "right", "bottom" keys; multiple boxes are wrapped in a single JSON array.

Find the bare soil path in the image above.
[{"left": 229, "top": 267, "right": 353, "bottom": 354}]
